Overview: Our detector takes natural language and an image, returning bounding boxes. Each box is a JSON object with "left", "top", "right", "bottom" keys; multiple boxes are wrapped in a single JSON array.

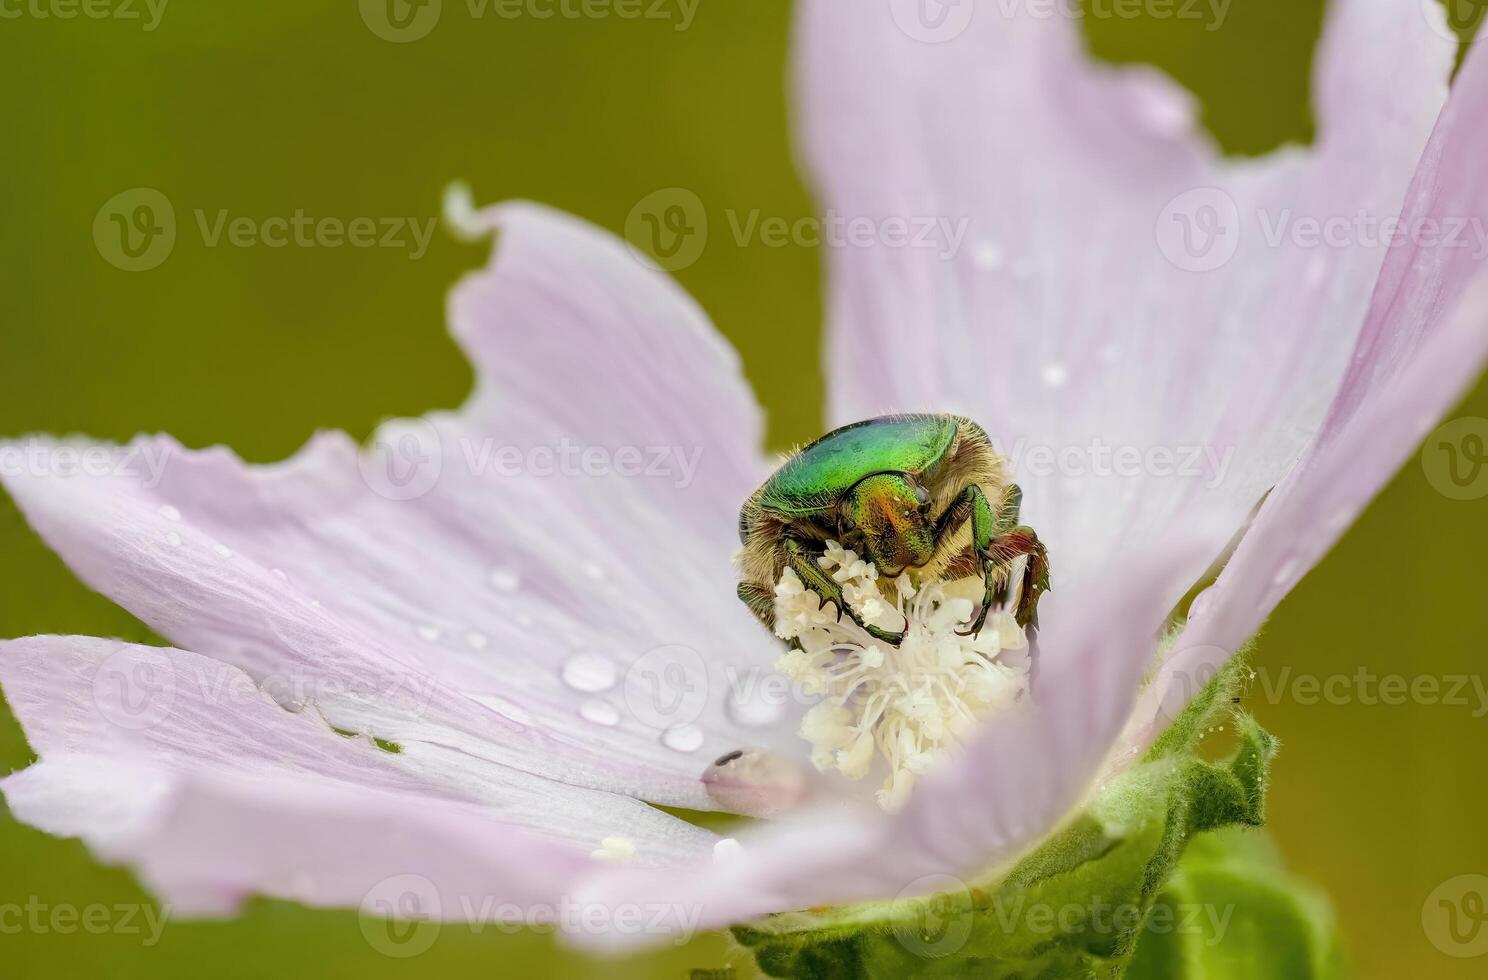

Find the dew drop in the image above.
[
  {"left": 465, "top": 630, "right": 489, "bottom": 651},
  {"left": 579, "top": 698, "right": 621, "bottom": 727},
  {"left": 417, "top": 624, "right": 441, "bottom": 642},
  {"left": 1272, "top": 557, "right": 1301, "bottom": 588},
  {"left": 661, "top": 723, "right": 705, "bottom": 753},
  {"left": 696, "top": 752, "right": 803, "bottom": 820},
  {"left": 581, "top": 561, "right": 606, "bottom": 582},
  {"left": 271, "top": 568, "right": 289, "bottom": 582},
  {"left": 712, "top": 838, "right": 743, "bottom": 864},
  {"left": 1306, "top": 254, "right": 1328, "bottom": 287},
  {"left": 158, "top": 505, "right": 182, "bottom": 522},
  {"left": 972, "top": 241, "right": 1004, "bottom": 271},
  {"left": 164, "top": 531, "right": 182, "bottom": 547},
  {"left": 513, "top": 612, "right": 534, "bottom": 628},
  {"left": 562, "top": 652, "right": 618, "bottom": 693},
  {"left": 1041, "top": 362, "right": 1069, "bottom": 389},
  {"left": 488, "top": 567, "right": 521, "bottom": 592},
  {"left": 212, "top": 543, "right": 234, "bottom": 558}
]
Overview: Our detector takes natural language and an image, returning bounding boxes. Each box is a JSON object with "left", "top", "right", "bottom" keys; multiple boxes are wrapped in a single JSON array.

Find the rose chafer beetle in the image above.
[{"left": 736, "top": 413, "right": 1050, "bottom": 645}]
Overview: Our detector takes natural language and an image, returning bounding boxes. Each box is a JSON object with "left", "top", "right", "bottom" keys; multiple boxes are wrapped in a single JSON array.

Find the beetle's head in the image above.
[{"left": 839, "top": 473, "right": 934, "bottom": 577}]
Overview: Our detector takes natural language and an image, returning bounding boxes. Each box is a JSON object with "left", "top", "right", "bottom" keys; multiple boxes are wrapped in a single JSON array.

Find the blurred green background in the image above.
[{"left": 2, "top": 1, "right": 1486, "bottom": 976}]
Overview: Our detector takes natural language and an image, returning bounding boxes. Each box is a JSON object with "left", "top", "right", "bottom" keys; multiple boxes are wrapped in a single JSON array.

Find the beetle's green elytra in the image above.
[
  {"left": 754, "top": 414, "right": 958, "bottom": 519},
  {"left": 736, "top": 413, "right": 1051, "bottom": 645}
]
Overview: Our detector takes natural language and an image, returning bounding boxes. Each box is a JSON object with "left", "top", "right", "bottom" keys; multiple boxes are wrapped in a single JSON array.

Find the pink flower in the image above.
[{"left": 3, "top": 0, "right": 1486, "bottom": 952}]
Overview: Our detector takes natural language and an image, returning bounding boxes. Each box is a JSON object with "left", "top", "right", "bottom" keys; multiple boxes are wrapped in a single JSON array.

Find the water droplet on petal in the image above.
[
  {"left": 164, "top": 531, "right": 182, "bottom": 547},
  {"left": 712, "top": 838, "right": 743, "bottom": 864},
  {"left": 579, "top": 698, "right": 621, "bottom": 727},
  {"left": 703, "top": 748, "right": 807, "bottom": 818},
  {"left": 417, "top": 624, "right": 441, "bottom": 642},
  {"left": 1041, "top": 362, "right": 1069, "bottom": 389},
  {"left": 1272, "top": 557, "right": 1301, "bottom": 588},
  {"left": 581, "top": 561, "right": 605, "bottom": 582},
  {"left": 488, "top": 567, "right": 520, "bottom": 592},
  {"left": 1188, "top": 586, "right": 1215, "bottom": 621},
  {"left": 514, "top": 612, "right": 534, "bottom": 628},
  {"left": 212, "top": 543, "right": 234, "bottom": 558},
  {"left": 465, "top": 630, "right": 489, "bottom": 651},
  {"left": 972, "top": 241, "right": 1003, "bottom": 271},
  {"left": 1306, "top": 254, "right": 1328, "bottom": 287},
  {"left": 590, "top": 836, "right": 635, "bottom": 863},
  {"left": 562, "top": 652, "right": 617, "bottom": 693},
  {"left": 661, "top": 723, "right": 705, "bottom": 753},
  {"left": 158, "top": 505, "right": 182, "bottom": 522},
  {"left": 271, "top": 568, "right": 289, "bottom": 582}
]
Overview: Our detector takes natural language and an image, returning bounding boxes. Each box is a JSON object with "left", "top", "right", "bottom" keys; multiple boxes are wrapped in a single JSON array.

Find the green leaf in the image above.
[
  {"left": 1125, "top": 828, "right": 1345, "bottom": 980},
  {"left": 733, "top": 656, "right": 1335, "bottom": 980}
]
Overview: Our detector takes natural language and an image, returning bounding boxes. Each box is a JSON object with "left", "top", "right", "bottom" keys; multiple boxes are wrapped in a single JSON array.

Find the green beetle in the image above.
[{"left": 736, "top": 413, "right": 1050, "bottom": 645}]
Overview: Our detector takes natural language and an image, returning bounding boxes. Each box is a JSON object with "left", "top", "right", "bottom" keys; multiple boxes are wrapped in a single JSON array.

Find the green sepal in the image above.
[{"left": 731, "top": 656, "right": 1325, "bottom": 979}]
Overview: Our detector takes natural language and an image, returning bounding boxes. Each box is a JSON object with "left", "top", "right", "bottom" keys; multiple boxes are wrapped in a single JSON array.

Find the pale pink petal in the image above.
[
  {"left": 0, "top": 204, "right": 798, "bottom": 812},
  {"left": 1139, "top": 44, "right": 1488, "bottom": 733},
  {"left": 796, "top": 0, "right": 1455, "bottom": 587},
  {"left": 0, "top": 635, "right": 714, "bottom": 894},
  {"left": 4, "top": 759, "right": 592, "bottom": 919}
]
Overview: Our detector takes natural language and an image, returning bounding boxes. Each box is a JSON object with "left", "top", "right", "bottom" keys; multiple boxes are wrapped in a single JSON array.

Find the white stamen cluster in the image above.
[{"left": 773, "top": 541, "right": 1031, "bottom": 812}]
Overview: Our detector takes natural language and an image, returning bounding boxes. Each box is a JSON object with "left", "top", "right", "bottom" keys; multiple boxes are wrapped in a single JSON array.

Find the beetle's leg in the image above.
[
  {"left": 785, "top": 538, "right": 905, "bottom": 646},
  {"left": 937, "top": 483, "right": 1000, "bottom": 638},
  {"left": 737, "top": 581, "right": 777, "bottom": 634},
  {"left": 991, "top": 526, "right": 1051, "bottom": 632},
  {"left": 938, "top": 483, "right": 1050, "bottom": 637}
]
